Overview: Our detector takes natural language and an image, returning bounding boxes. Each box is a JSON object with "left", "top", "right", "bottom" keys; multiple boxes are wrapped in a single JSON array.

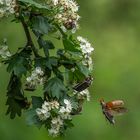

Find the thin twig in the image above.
[{"left": 20, "top": 17, "right": 40, "bottom": 57}]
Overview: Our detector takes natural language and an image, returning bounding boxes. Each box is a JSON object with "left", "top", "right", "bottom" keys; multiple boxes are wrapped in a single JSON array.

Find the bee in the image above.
[{"left": 100, "top": 99, "right": 128, "bottom": 124}]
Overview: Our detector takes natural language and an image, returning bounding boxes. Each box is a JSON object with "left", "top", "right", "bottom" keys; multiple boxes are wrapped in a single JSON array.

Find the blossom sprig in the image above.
[
  {"left": 0, "top": 0, "right": 16, "bottom": 18},
  {"left": 47, "top": 0, "right": 80, "bottom": 33},
  {"left": 25, "top": 67, "right": 45, "bottom": 90},
  {"left": 35, "top": 99, "right": 73, "bottom": 137},
  {"left": 0, "top": 39, "right": 11, "bottom": 59},
  {"left": 0, "top": 0, "right": 94, "bottom": 138},
  {"left": 48, "top": 116, "right": 63, "bottom": 137},
  {"left": 77, "top": 36, "right": 94, "bottom": 71}
]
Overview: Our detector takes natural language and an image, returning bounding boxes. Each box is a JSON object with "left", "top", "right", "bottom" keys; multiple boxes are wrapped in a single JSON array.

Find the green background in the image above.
[{"left": 0, "top": 0, "right": 140, "bottom": 140}]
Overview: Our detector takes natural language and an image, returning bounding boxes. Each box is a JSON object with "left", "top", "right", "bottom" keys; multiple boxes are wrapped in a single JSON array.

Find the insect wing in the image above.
[
  {"left": 107, "top": 107, "right": 128, "bottom": 116},
  {"left": 103, "top": 110, "right": 115, "bottom": 124},
  {"left": 106, "top": 100, "right": 124, "bottom": 109},
  {"left": 100, "top": 100, "right": 115, "bottom": 124}
]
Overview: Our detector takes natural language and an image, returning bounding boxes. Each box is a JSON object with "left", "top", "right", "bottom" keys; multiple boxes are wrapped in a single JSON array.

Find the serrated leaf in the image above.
[
  {"left": 77, "top": 63, "right": 90, "bottom": 77},
  {"left": 65, "top": 68, "right": 86, "bottom": 84},
  {"left": 44, "top": 77, "right": 67, "bottom": 99},
  {"left": 6, "top": 74, "right": 29, "bottom": 119},
  {"left": 63, "top": 38, "right": 80, "bottom": 52},
  {"left": 32, "top": 16, "right": 51, "bottom": 35},
  {"left": 39, "top": 40, "right": 55, "bottom": 50},
  {"left": 6, "top": 48, "right": 31, "bottom": 77},
  {"left": 6, "top": 98, "right": 22, "bottom": 119},
  {"left": 65, "top": 69, "right": 74, "bottom": 85},
  {"left": 31, "top": 96, "right": 43, "bottom": 109},
  {"left": 38, "top": 38, "right": 55, "bottom": 57},
  {"left": 49, "top": 57, "right": 58, "bottom": 66},
  {"left": 26, "top": 109, "right": 44, "bottom": 128},
  {"left": 60, "top": 59, "right": 75, "bottom": 69},
  {"left": 26, "top": 109, "right": 37, "bottom": 125},
  {"left": 6, "top": 55, "right": 29, "bottom": 77},
  {"left": 19, "top": 0, "right": 49, "bottom": 10},
  {"left": 64, "top": 120, "right": 74, "bottom": 128}
]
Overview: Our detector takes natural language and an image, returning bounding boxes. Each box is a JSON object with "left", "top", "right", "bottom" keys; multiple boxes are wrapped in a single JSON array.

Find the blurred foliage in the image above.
[{"left": 1, "top": 0, "right": 140, "bottom": 140}]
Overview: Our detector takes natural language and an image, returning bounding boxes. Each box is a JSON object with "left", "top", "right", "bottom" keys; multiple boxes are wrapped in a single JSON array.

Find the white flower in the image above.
[
  {"left": 25, "top": 67, "right": 44, "bottom": 89},
  {"left": 77, "top": 36, "right": 94, "bottom": 71},
  {"left": 77, "top": 36, "right": 86, "bottom": 43},
  {"left": 59, "top": 106, "right": 72, "bottom": 120},
  {"left": 0, "top": 9, "right": 5, "bottom": 18},
  {"left": 82, "top": 56, "right": 93, "bottom": 71},
  {"left": 59, "top": 106, "right": 67, "bottom": 113},
  {"left": 48, "top": 116, "right": 63, "bottom": 137},
  {"left": 48, "top": 128, "right": 59, "bottom": 137},
  {"left": 73, "top": 90, "right": 78, "bottom": 95},
  {"left": 26, "top": 77, "right": 32, "bottom": 82},
  {"left": 50, "top": 101, "right": 60, "bottom": 109},
  {"left": 60, "top": 113, "right": 72, "bottom": 120},
  {"left": 36, "top": 108, "right": 50, "bottom": 121},
  {"left": 77, "top": 89, "right": 91, "bottom": 101},
  {"left": 51, "top": 116, "right": 63, "bottom": 126},
  {"left": 0, "top": 0, "right": 16, "bottom": 18},
  {"left": 49, "top": 0, "right": 80, "bottom": 32},
  {"left": 0, "top": 44, "right": 11, "bottom": 58},
  {"left": 52, "top": 0, "right": 59, "bottom": 5},
  {"left": 68, "top": 0, "right": 79, "bottom": 12},
  {"left": 42, "top": 101, "right": 52, "bottom": 111},
  {"left": 35, "top": 67, "right": 44, "bottom": 76},
  {"left": 0, "top": 1, "right": 4, "bottom": 4},
  {"left": 77, "top": 36, "right": 94, "bottom": 54},
  {"left": 64, "top": 99, "right": 72, "bottom": 112}
]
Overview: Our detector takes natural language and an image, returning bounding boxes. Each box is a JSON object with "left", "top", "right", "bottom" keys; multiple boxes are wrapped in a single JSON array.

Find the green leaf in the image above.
[
  {"left": 59, "top": 59, "right": 75, "bottom": 69},
  {"left": 64, "top": 120, "right": 74, "bottom": 128},
  {"left": 19, "top": 0, "right": 49, "bottom": 10},
  {"left": 38, "top": 38, "right": 55, "bottom": 57},
  {"left": 26, "top": 109, "right": 44, "bottom": 128},
  {"left": 6, "top": 55, "right": 29, "bottom": 77},
  {"left": 34, "top": 57, "right": 46, "bottom": 68},
  {"left": 34, "top": 57, "right": 52, "bottom": 78},
  {"left": 6, "top": 48, "right": 31, "bottom": 77},
  {"left": 32, "top": 16, "right": 51, "bottom": 35},
  {"left": 76, "top": 63, "right": 90, "bottom": 77},
  {"left": 44, "top": 77, "right": 67, "bottom": 99},
  {"left": 73, "top": 69, "right": 85, "bottom": 82},
  {"left": 65, "top": 69, "right": 74, "bottom": 85},
  {"left": 26, "top": 109, "right": 37, "bottom": 125},
  {"left": 63, "top": 38, "right": 80, "bottom": 52},
  {"left": 6, "top": 74, "right": 29, "bottom": 119},
  {"left": 31, "top": 96, "right": 43, "bottom": 109},
  {"left": 46, "top": 57, "right": 58, "bottom": 70},
  {"left": 36, "top": 57, "right": 58, "bottom": 70}
]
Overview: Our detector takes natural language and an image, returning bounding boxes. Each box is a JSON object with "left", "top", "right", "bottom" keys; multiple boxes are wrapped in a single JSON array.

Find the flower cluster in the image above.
[
  {"left": 74, "top": 89, "right": 90, "bottom": 101},
  {"left": 0, "top": 41, "right": 11, "bottom": 59},
  {"left": 59, "top": 99, "right": 72, "bottom": 120},
  {"left": 36, "top": 99, "right": 72, "bottom": 137},
  {"left": 25, "top": 67, "right": 44, "bottom": 90},
  {"left": 36, "top": 100, "right": 60, "bottom": 121},
  {"left": 77, "top": 36, "right": 94, "bottom": 71},
  {"left": 0, "top": 0, "right": 94, "bottom": 137},
  {"left": 49, "top": 0, "right": 80, "bottom": 33},
  {"left": 0, "top": 0, "right": 16, "bottom": 18},
  {"left": 48, "top": 116, "right": 63, "bottom": 137}
]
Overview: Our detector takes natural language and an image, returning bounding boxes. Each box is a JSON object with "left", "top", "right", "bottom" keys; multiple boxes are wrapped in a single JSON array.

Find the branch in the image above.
[{"left": 20, "top": 17, "right": 40, "bottom": 57}]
